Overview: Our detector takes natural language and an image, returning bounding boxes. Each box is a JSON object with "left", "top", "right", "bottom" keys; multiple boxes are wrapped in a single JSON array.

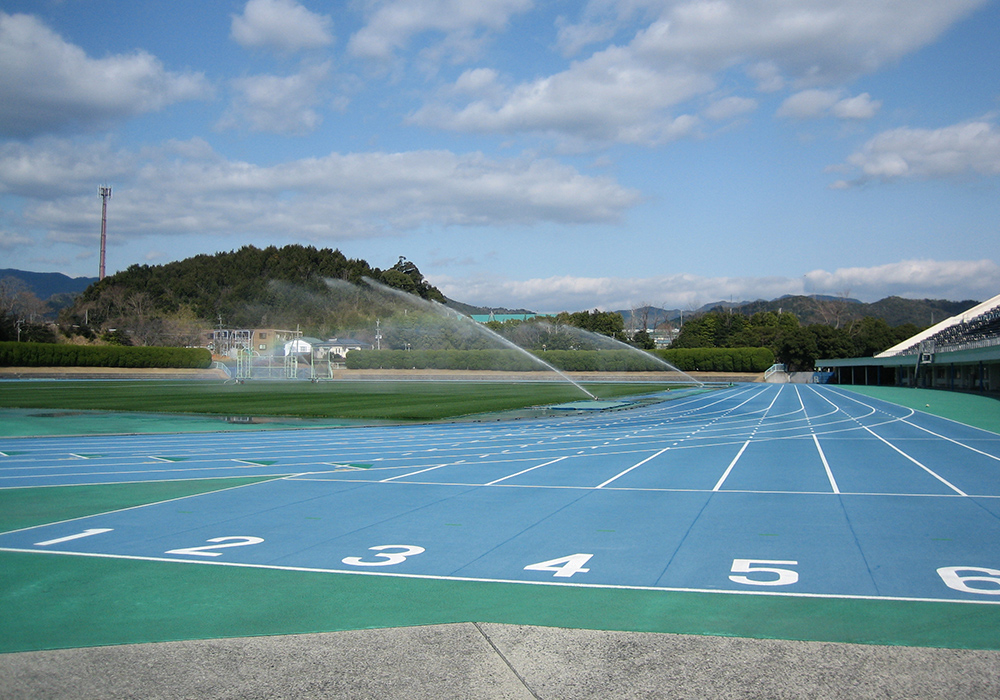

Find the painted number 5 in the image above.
[
  {"left": 729, "top": 559, "right": 799, "bottom": 586},
  {"left": 342, "top": 544, "right": 425, "bottom": 567}
]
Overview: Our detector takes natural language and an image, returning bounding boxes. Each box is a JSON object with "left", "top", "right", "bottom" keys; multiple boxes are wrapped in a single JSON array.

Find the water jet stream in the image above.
[{"left": 361, "top": 278, "right": 597, "bottom": 400}]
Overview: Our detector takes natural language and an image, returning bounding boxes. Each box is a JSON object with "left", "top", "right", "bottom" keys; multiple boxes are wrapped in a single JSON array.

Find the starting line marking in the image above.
[{"left": 3, "top": 545, "right": 1000, "bottom": 607}]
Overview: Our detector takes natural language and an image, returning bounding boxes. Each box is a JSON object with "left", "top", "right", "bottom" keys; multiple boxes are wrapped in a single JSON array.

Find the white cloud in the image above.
[
  {"left": 0, "top": 139, "right": 134, "bottom": 198},
  {"left": 831, "top": 92, "right": 880, "bottom": 120},
  {"left": 218, "top": 62, "right": 332, "bottom": 135},
  {"left": 411, "top": 45, "right": 711, "bottom": 145},
  {"left": 433, "top": 259, "right": 1000, "bottom": 311},
  {"left": 0, "top": 229, "right": 34, "bottom": 250},
  {"left": 834, "top": 120, "right": 1000, "bottom": 186},
  {"left": 802, "top": 259, "right": 1000, "bottom": 300},
  {"left": 0, "top": 12, "right": 211, "bottom": 137},
  {"left": 703, "top": 95, "right": 757, "bottom": 121},
  {"left": 348, "top": 0, "right": 533, "bottom": 62},
  {"left": 231, "top": 0, "right": 333, "bottom": 52},
  {"left": 777, "top": 89, "right": 880, "bottom": 120},
  {"left": 417, "top": 0, "right": 981, "bottom": 147},
  {"left": 4, "top": 140, "right": 640, "bottom": 246},
  {"left": 776, "top": 89, "right": 841, "bottom": 119}
]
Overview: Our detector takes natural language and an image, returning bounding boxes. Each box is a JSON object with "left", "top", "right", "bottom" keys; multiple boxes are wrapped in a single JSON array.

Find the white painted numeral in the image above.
[
  {"left": 35, "top": 528, "right": 114, "bottom": 546},
  {"left": 166, "top": 536, "right": 264, "bottom": 557},
  {"left": 524, "top": 553, "right": 593, "bottom": 578},
  {"left": 937, "top": 566, "right": 1000, "bottom": 595},
  {"left": 729, "top": 559, "right": 799, "bottom": 586},
  {"left": 342, "top": 544, "right": 425, "bottom": 567}
]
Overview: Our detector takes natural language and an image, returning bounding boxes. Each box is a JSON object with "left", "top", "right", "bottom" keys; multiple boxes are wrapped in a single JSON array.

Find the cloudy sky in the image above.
[{"left": 1, "top": 0, "right": 998, "bottom": 312}]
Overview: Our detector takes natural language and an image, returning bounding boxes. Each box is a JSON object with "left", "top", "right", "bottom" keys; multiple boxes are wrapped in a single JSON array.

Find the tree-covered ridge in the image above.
[{"left": 62, "top": 246, "right": 445, "bottom": 345}]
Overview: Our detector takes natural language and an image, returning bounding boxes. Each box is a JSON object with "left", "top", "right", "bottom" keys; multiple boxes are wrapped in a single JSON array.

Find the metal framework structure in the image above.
[{"left": 98, "top": 186, "right": 112, "bottom": 280}]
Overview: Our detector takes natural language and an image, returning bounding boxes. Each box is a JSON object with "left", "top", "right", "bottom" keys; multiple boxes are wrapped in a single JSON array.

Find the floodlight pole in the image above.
[{"left": 98, "top": 186, "right": 112, "bottom": 280}]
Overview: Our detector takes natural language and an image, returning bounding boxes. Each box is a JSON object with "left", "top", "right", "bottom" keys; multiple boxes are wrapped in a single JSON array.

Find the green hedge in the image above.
[
  {"left": 0, "top": 342, "right": 213, "bottom": 369},
  {"left": 345, "top": 347, "right": 772, "bottom": 372},
  {"left": 652, "top": 347, "right": 774, "bottom": 372}
]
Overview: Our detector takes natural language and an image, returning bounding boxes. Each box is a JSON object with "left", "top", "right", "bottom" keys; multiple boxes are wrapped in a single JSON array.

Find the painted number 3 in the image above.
[{"left": 342, "top": 544, "right": 425, "bottom": 567}]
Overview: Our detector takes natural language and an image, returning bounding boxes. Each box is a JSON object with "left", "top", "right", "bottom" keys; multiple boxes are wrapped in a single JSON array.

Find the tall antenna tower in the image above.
[{"left": 98, "top": 185, "right": 112, "bottom": 279}]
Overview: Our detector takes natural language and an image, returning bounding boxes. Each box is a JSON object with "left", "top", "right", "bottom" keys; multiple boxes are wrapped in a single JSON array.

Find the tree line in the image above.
[{"left": 669, "top": 309, "right": 922, "bottom": 371}]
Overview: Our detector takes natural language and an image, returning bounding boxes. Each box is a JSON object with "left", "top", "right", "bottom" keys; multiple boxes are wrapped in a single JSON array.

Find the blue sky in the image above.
[{"left": 1, "top": 0, "right": 998, "bottom": 312}]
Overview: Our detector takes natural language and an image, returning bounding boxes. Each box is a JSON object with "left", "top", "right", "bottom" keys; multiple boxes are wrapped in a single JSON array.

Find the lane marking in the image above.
[
  {"left": 486, "top": 456, "right": 570, "bottom": 485},
  {"left": 713, "top": 441, "right": 750, "bottom": 491},
  {"left": 596, "top": 448, "right": 670, "bottom": 488},
  {"left": 379, "top": 463, "right": 452, "bottom": 482},
  {"left": 812, "top": 434, "right": 840, "bottom": 494},
  {"left": 902, "top": 420, "right": 1000, "bottom": 462},
  {"left": 862, "top": 426, "right": 968, "bottom": 497}
]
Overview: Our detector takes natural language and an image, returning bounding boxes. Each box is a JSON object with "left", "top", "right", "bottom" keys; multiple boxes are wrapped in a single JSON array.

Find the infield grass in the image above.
[{"left": 0, "top": 379, "right": 681, "bottom": 422}]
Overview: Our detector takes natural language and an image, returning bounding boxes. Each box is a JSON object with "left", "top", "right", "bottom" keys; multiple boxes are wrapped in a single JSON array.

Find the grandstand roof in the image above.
[{"left": 876, "top": 292, "right": 1000, "bottom": 358}]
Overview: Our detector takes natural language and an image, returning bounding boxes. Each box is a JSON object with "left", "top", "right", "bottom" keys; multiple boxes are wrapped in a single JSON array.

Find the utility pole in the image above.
[{"left": 98, "top": 186, "right": 112, "bottom": 280}]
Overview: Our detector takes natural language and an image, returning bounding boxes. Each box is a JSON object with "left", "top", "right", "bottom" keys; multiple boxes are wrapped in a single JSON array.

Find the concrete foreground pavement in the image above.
[{"left": 3, "top": 624, "right": 999, "bottom": 699}]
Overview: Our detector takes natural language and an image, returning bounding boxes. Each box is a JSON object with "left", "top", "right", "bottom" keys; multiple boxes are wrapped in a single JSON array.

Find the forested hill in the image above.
[{"left": 63, "top": 245, "right": 445, "bottom": 344}]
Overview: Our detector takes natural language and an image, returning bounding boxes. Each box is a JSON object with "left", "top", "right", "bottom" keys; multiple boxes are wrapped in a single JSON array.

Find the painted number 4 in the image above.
[
  {"left": 729, "top": 559, "right": 799, "bottom": 586},
  {"left": 524, "top": 553, "right": 593, "bottom": 578}
]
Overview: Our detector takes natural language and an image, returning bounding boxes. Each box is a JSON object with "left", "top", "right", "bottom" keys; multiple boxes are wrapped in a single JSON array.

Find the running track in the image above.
[{"left": 2, "top": 384, "right": 1000, "bottom": 604}]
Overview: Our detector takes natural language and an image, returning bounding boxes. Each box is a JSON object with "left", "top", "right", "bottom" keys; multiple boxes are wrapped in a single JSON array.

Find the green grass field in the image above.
[{"left": 0, "top": 379, "right": 683, "bottom": 422}]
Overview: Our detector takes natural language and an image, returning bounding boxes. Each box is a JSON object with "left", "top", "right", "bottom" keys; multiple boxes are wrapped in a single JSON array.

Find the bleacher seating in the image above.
[{"left": 877, "top": 293, "right": 1000, "bottom": 358}]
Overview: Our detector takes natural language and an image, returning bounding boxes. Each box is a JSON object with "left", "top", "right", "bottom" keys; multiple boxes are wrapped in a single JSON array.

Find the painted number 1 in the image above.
[{"left": 729, "top": 559, "right": 799, "bottom": 586}]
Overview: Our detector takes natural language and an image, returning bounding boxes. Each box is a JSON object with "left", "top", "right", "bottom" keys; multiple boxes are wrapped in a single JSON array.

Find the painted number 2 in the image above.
[
  {"left": 166, "top": 536, "right": 264, "bottom": 557},
  {"left": 342, "top": 544, "right": 425, "bottom": 567},
  {"left": 729, "top": 559, "right": 799, "bottom": 586}
]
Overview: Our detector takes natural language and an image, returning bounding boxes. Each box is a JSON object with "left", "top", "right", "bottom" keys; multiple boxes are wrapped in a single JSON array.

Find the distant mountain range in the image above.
[
  {"left": 0, "top": 266, "right": 982, "bottom": 329},
  {"left": 614, "top": 295, "right": 980, "bottom": 329},
  {"left": 0, "top": 269, "right": 98, "bottom": 300}
]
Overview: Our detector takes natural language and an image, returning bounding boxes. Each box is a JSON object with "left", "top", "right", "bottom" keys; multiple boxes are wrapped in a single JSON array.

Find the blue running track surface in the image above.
[{"left": 2, "top": 384, "right": 1000, "bottom": 605}]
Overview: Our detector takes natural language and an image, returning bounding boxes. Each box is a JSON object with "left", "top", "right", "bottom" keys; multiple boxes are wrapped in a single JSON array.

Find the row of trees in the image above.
[
  {"left": 0, "top": 342, "right": 211, "bottom": 369},
  {"left": 670, "top": 309, "right": 922, "bottom": 371},
  {"left": 0, "top": 276, "right": 57, "bottom": 343}
]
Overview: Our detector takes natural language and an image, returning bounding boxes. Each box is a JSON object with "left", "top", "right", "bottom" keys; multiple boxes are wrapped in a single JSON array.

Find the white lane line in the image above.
[
  {"left": 713, "top": 440, "right": 750, "bottom": 492},
  {"left": 596, "top": 448, "right": 670, "bottom": 489},
  {"left": 818, "top": 386, "right": 970, "bottom": 496},
  {"left": 379, "top": 463, "right": 452, "bottom": 482},
  {"left": 799, "top": 386, "right": 839, "bottom": 494},
  {"left": 902, "top": 420, "right": 1000, "bottom": 462},
  {"left": 486, "top": 456, "right": 570, "bottom": 485},
  {"left": 862, "top": 426, "right": 968, "bottom": 497},
  {"left": 812, "top": 434, "right": 840, "bottom": 494},
  {"left": 711, "top": 384, "right": 785, "bottom": 492}
]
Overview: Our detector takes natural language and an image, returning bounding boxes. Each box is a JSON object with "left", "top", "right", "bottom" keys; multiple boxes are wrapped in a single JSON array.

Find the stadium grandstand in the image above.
[{"left": 817, "top": 293, "right": 1000, "bottom": 393}]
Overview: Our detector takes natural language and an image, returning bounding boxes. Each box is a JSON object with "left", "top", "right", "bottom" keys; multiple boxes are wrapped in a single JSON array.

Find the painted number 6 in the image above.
[
  {"left": 937, "top": 566, "right": 1000, "bottom": 595},
  {"left": 342, "top": 544, "right": 425, "bottom": 567},
  {"left": 729, "top": 559, "right": 799, "bottom": 586}
]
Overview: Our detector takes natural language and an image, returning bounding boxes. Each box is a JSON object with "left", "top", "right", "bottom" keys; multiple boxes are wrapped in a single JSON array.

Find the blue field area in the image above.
[{"left": 2, "top": 384, "right": 1000, "bottom": 605}]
